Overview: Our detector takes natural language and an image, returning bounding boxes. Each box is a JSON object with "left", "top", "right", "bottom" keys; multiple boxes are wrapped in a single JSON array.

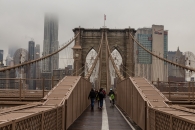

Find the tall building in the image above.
[
  {"left": 35, "top": 44, "right": 41, "bottom": 78},
  {"left": 134, "top": 25, "right": 168, "bottom": 82},
  {"left": 28, "top": 41, "right": 36, "bottom": 89},
  {"left": 42, "top": 13, "right": 59, "bottom": 73},
  {"left": 35, "top": 44, "right": 41, "bottom": 89},
  {"left": 168, "top": 48, "right": 185, "bottom": 82},
  {"left": 0, "top": 50, "right": 3, "bottom": 63}
]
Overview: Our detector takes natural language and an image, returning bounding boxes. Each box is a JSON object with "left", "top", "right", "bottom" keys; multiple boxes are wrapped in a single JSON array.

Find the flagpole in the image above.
[
  {"left": 104, "top": 14, "right": 105, "bottom": 28},
  {"left": 104, "top": 19, "right": 105, "bottom": 28}
]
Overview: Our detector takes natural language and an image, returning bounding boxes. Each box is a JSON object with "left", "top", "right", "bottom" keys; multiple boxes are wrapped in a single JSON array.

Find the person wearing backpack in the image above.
[
  {"left": 95, "top": 90, "right": 100, "bottom": 108},
  {"left": 108, "top": 88, "right": 115, "bottom": 106},
  {"left": 88, "top": 88, "right": 96, "bottom": 111},
  {"left": 98, "top": 88, "right": 104, "bottom": 109},
  {"left": 102, "top": 89, "right": 106, "bottom": 98}
]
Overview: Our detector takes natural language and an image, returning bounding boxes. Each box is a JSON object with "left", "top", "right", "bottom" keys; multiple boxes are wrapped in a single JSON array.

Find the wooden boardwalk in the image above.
[{"left": 68, "top": 98, "right": 134, "bottom": 130}]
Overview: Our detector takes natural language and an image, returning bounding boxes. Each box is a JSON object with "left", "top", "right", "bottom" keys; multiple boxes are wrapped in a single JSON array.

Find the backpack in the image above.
[
  {"left": 110, "top": 94, "right": 114, "bottom": 100},
  {"left": 99, "top": 92, "right": 104, "bottom": 99}
]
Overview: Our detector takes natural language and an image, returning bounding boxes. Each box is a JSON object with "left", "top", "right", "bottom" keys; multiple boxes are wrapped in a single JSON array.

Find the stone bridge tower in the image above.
[{"left": 73, "top": 27, "right": 136, "bottom": 91}]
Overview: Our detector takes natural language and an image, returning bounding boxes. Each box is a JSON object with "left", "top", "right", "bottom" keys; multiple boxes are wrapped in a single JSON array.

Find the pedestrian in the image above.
[
  {"left": 88, "top": 88, "right": 96, "bottom": 111},
  {"left": 102, "top": 89, "right": 106, "bottom": 98},
  {"left": 98, "top": 88, "right": 104, "bottom": 109},
  {"left": 108, "top": 88, "right": 115, "bottom": 106},
  {"left": 95, "top": 90, "right": 100, "bottom": 108}
]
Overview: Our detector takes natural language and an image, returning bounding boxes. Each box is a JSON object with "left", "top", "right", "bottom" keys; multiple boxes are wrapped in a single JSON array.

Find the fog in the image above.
[{"left": 1, "top": 0, "right": 195, "bottom": 67}]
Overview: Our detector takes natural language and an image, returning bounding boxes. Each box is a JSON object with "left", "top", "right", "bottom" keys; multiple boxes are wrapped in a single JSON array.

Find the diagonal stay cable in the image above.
[
  {"left": 120, "top": 63, "right": 135, "bottom": 76},
  {"left": 130, "top": 33, "right": 195, "bottom": 72},
  {"left": 0, "top": 33, "right": 80, "bottom": 72},
  {"left": 119, "top": 65, "right": 131, "bottom": 77},
  {"left": 71, "top": 65, "right": 85, "bottom": 76},
  {"left": 85, "top": 32, "right": 103, "bottom": 80},
  {"left": 105, "top": 32, "right": 124, "bottom": 80}
]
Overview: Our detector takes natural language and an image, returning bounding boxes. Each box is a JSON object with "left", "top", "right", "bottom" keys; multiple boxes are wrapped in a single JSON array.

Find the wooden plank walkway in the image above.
[{"left": 68, "top": 98, "right": 134, "bottom": 130}]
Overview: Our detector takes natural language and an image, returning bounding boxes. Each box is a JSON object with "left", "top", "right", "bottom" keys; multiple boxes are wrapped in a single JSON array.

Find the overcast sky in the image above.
[{"left": 1, "top": 0, "right": 195, "bottom": 67}]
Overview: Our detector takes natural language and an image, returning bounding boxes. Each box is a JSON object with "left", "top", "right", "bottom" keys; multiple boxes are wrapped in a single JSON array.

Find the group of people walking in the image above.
[{"left": 88, "top": 88, "right": 115, "bottom": 111}]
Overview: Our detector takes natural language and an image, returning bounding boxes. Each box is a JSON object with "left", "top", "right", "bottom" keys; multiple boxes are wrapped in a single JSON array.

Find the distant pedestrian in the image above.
[
  {"left": 108, "top": 88, "right": 115, "bottom": 106},
  {"left": 98, "top": 88, "right": 104, "bottom": 109},
  {"left": 88, "top": 88, "right": 96, "bottom": 111},
  {"left": 102, "top": 89, "right": 106, "bottom": 98},
  {"left": 95, "top": 90, "right": 100, "bottom": 108}
]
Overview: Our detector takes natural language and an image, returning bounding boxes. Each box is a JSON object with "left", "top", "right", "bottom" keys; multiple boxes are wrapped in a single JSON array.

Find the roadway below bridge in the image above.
[{"left": 68, "top": 97, "right": 140, "bottom": 130}]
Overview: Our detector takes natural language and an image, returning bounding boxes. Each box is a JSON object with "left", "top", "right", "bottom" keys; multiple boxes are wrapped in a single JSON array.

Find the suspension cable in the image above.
[
  {"left": 0, "top": 33, "right": 80, "bottom": 72},
  {"left": 120, "top": 63, "right": 135, "bottom": 76},
  {"left": 79, "top": 70, "right": 85, "bottom": 76},
  {"left": 130, "top": 33, "right": 195, "bottom": 72},
  {"left": 105, "top": 32, "right": 124, "bottom": 80},
  {"left": 120, "top": 66, "right": 131, "bottom": 77},
  {"left": 71, "top": 65, "right": 85, "bottom": 76},
  {"left": 85, "top": 32, "right": 104, "bottom": 80}
]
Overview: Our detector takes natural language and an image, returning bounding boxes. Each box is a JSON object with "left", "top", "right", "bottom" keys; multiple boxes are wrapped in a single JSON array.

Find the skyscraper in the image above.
[
  {"left": 35, "top": 44, "right": 40, "bottom": 78},
  {"left": 134, "top": 25, "right": 168, "bottom": 81},
  {"left": 42, "top": 13, "right": 59, "bottom": 73},
  {"left": 28, "top": 41, "right": 35, "bottom": 60},
  {"left": 0, "top": 50, "right": 3, "bottom": 63},
  {"left": 28, "top": 41, "right": 36, "bottom": 89}
]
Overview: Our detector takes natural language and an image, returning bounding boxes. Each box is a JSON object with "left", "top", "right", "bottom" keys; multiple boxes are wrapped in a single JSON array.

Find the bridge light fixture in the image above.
[{"left": 75, "top": 53, "right": 79, "bottom": 58}]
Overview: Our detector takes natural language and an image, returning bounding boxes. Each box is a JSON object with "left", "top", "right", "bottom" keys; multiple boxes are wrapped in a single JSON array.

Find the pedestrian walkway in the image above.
[{"left": 68, "top": 98, "right": 134, "bottom": 130}]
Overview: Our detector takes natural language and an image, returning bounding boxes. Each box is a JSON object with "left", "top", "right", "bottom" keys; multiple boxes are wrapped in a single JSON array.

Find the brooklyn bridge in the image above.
[{"left": 0, "top": 27, "right": 195, "bottom": 130}]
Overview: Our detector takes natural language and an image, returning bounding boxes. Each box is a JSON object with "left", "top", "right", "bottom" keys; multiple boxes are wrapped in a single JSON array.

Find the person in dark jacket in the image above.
[
  {"left": 95, "top": 90, "right": 100, "bottom": 108},
  {"left": 98, "top": 88, "right": 104, "bottom": 109},
  {"left": 88, "top": 88, "right": 96, "bottom": 110}
]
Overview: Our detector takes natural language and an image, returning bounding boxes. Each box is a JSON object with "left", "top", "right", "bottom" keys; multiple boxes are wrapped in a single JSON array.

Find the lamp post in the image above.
[{"left": 75, "top": 53, "right": 79, "bottom": 76}]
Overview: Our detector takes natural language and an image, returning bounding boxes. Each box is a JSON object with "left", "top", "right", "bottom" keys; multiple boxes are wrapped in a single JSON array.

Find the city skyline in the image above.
[{"left": 0, "top": 1, "right": 195, "bottom": 68}]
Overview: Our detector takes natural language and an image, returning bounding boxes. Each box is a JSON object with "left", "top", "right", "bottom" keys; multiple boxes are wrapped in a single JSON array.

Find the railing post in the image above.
[
  {"left": 193, "top": 82, "right": 194, "bottom": 104},
  {"left": 170, "top": 115, "right": 172, "bottom": 130},
  {"left": 169, "top": 82, "right": 171, "bottom": 100},
  {"left": 65, "top": 100, "right": 67, "bottom": 130},
  {"left": 56, "top": 107, "right": 58, "bottom": 130},
  {"left": 12, "top": 119, "right": 16, "bottom": 130},
  {"left": 52, "top": 76, "right": 54, "bottom": 89},
  {"left": 157, "top": 78, "right": 159, "bottom": 89},
  {"left": 42, "top": 78, "right": 45, "bottom": 98},
  {"left": 188, "top": 82, "right": 190, "bottom": 102},
  {"left": 41, "top": 112, "right": 44, "bottom": 130},
  {"left": 62, "top": 104, "right": 65, "bottom": 130},
  {"left": 19, "top": 78, "right": 21, "bottom": 101}
]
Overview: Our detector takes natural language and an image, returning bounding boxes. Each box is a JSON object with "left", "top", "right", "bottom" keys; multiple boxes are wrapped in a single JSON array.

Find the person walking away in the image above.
[
  {"left": 88, "top": 88, "right": 96, "bottom": 111},
  {"left": 108, "top": 89, "right": 115, "bottom": 106},
  {"left": 102, "top": 89, "right": 106, "bottom": 98},
  {"left": 98, "top": 88, "right": 104, "bottom": 109},
  {"left": 95, "top": 90, "right": 100, "bottom": 108}
]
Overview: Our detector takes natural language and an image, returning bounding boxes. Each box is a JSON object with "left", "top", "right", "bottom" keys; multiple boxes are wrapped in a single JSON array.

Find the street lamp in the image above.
[{"left": 75, "top": 53, "right": 79, "bottom": 76}]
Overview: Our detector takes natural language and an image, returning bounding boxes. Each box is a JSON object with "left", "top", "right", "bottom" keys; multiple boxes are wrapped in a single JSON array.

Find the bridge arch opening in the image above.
[
  {"left": 110, "top": 49, "right": 123, "bottom": 88},
  {"left": 85, "top": 49, "right": 99, "bottom": 85}
]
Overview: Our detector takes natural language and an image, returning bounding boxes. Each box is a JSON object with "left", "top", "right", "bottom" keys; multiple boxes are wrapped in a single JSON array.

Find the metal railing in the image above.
[
  {"left": 0, "top": 76, "right": 91, "bottom": 130},
  {"left": 0, "top": 78, "right": 61, "bottom": 100},
  {"left": 117, "top": 77, "right": 195, "bottom": 130},
  {"left": 153, "top": 81, "right": 195, "bottom": 102},
  {"left": 117, "top": 77, "right": 147, "bottom": 129}
]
